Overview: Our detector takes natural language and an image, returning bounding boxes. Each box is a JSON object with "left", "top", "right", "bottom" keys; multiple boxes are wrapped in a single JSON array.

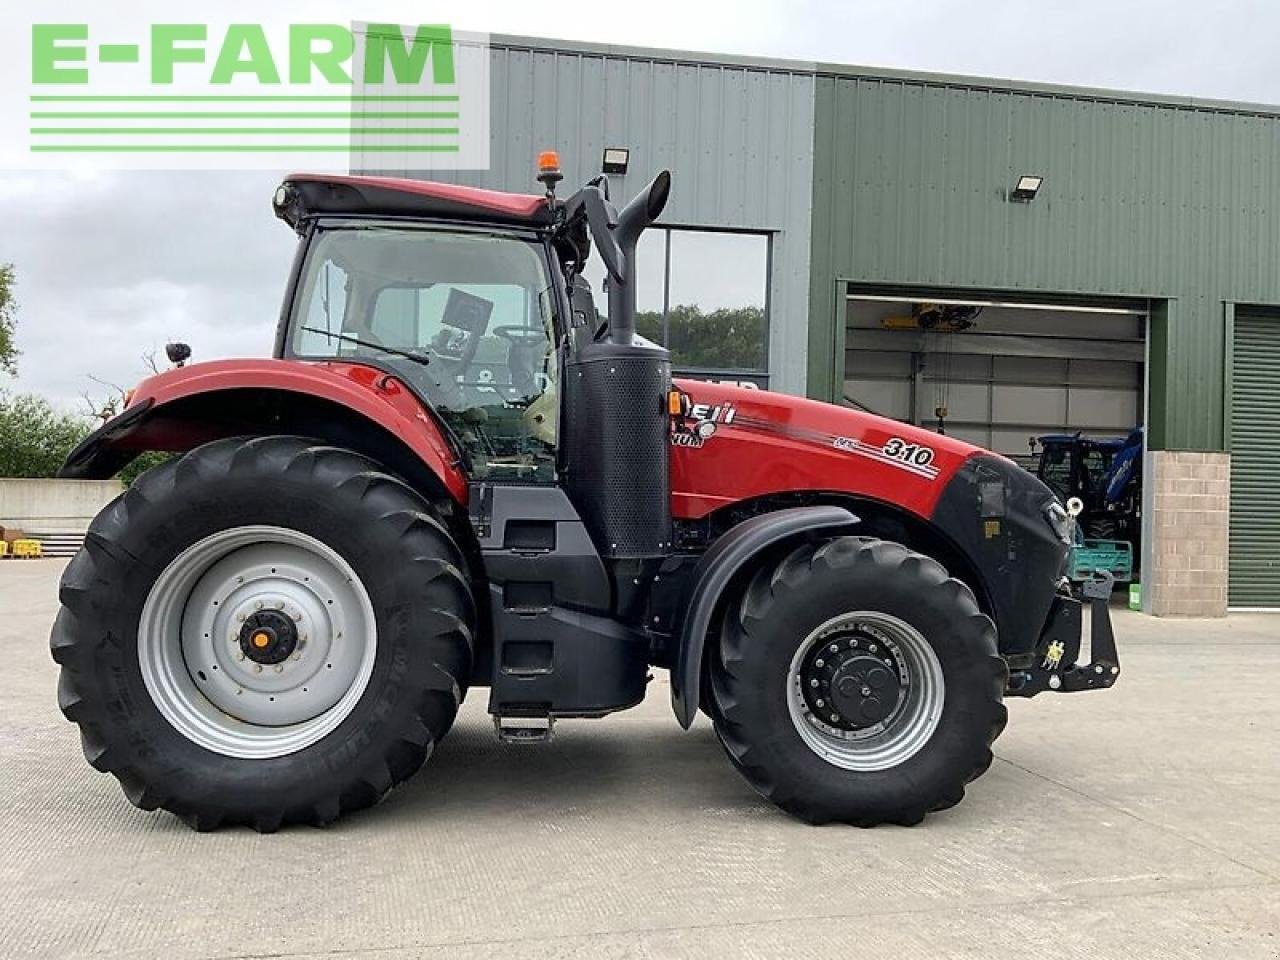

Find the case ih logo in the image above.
[
  {"left": 4, "top": 13, "right": 491, "bottom": 170},
  {"left": 672, "top": 401, "right": 737, "bottom": 449}
]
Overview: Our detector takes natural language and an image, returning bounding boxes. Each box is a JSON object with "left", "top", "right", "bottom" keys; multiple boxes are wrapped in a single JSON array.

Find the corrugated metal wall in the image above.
[
  {"left": 356, "top": 38, "right": 817, "bottom": 395},
  {"left": 1229, "top": 311, "right": 1280, "bottom": 605},
  {"left": 808, "top": 73, "right": 1280, "bottom": 451}
]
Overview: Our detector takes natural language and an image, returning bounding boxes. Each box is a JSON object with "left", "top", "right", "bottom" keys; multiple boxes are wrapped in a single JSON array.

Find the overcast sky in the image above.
[{"left": 5, "top": 0, "right": 1279, "bottom": 408}]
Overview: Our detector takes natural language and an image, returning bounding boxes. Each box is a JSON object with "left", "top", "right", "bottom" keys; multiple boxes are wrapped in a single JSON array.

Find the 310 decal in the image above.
[
  {"left": 881, "top": 437, "right": 935, "bottom": 468},
  {"left": 832, "top": 435, "right": 941, "bottom": 480}
]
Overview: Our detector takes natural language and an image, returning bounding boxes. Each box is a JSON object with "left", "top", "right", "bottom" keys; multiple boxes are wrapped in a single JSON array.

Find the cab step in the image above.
[{"left": 494, "top": 714, "right": 555, "bottom": 744}]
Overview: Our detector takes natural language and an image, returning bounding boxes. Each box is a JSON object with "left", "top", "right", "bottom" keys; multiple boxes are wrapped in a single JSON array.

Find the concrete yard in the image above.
[{"left": 2, "top": 558, "right": 1277, "bottom": 959}]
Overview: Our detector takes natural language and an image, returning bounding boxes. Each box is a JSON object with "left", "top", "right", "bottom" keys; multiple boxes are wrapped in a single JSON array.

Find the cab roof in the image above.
[{"left": 275, "top": 174, "right": 555, "bottom": 230}]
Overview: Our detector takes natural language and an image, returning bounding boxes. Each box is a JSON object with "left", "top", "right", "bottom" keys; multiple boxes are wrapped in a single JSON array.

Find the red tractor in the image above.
[{"left": 52, "top": 157, "right": 1119, "bottom": 831}]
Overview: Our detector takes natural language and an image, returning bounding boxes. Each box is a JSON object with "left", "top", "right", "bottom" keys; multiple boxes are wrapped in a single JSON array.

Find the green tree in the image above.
[
  {"left": 0, "top": 264, "right": 17, "bottom": 375},
  {"left": 635, "top": 304, "right": 766, "bottom": 371},
  {"left": 0, "top": 393, "right": 92, "bottom": 478}
]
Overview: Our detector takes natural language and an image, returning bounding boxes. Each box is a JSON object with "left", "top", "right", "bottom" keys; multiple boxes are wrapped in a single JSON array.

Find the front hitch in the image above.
[{"left": 1006, "top": 572, "right": 1121, "bottom": 696}]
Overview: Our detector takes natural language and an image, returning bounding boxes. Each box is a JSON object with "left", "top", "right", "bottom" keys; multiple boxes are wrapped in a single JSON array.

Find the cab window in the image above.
[{"left": 292, "top": 227, "right": 558, "bottom": 482}]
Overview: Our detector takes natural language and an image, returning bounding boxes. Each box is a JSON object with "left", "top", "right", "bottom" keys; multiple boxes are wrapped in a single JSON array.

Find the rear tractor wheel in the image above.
[
  {"left": 709, "top": 537, "right": 1007, "bottom": 826},
  {"left": 51, "top": 437, "right": 476, "bottom": 831}
]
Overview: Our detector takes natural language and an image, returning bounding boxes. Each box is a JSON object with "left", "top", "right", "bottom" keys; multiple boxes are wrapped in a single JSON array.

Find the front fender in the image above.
[
  {"left": 671, "top": 505, "right": 859, "bottom": 728},
  {"left": 59, "top": 359, "right": 469, "bottom": 503}
]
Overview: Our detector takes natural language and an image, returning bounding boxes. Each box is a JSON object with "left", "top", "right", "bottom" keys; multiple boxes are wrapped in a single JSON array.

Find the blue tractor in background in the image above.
[{"left": 1031, "top": 428, "right": 1144, "bottom": 586}]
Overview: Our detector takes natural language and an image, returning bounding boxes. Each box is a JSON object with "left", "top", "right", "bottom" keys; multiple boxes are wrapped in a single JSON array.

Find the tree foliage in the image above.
[
  {"left": 0, "top": 393, "right": 92, "bottom": 478},
  {"left": 0, "top": 393, "right": 167, "bottom": 482},
  {"left": 635, "top": 304, "right": 766, "bottom": 371},
  {"left": 0, "top": 263, "right": 17, "bottom": 375}
]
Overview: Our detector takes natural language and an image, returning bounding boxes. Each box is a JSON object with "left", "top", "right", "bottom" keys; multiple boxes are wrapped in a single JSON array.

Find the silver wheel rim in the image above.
[
  {"left": 786, "top": 611, "right": 945, "bottom": 771},
  {"left": 138, "top": 525, "right": 377, "bottom": 760}
]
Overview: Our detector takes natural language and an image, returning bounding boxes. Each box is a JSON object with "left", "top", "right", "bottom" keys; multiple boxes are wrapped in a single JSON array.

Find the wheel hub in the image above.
[
  {"left": 138, "top": 526, "right": 378, "bottom": 759},
  {"left": 799, "top": 627, "right": 907, "bottom": 733},
  {"left": 787, "top": 611, "right": 945, "bottom": 772},
  {"left": 239, "top": 610, "right": 298, "bottom": 665}
]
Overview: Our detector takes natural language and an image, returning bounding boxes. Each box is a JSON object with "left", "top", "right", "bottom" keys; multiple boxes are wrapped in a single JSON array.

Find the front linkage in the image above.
[{"left": 1007, "top": 572, "right": 1121, "bottom": 697}]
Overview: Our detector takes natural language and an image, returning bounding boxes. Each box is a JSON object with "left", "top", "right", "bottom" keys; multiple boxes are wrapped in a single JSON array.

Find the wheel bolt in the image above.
[
  {"left": 253, "top": 664, "right": 262, "bottom": 673},
  {"left": 862, "top": 685, "right": 871, "bottom": 696},
  {"left": 815, "top": 658, "right": 825, "bottom": 668},
  {"left": 869, "top": 644, "right": 877, "bottom": 653},
  {"left": 829, "top": 644, "right": 839, "bottom": 653},
  {"left": 255, "top": 600, "right": 264, "bottom": 610},
  {"left": 830, "top": 713, "right": 840, "bottom": 723},
  {"left": 291, "top": 610, "right": 302, "bottom": 622},
  {"left": 237, "top": 653, "right": 245, "bottom": 661},
  {"left": 816, "top": 698, "right": 825, "bottom": 707},
  {"left": 274, "top": 664, "right": 283, "bottom": 673},
  {"left": 809, "top": 678, "right": 819, "bottom": 688},
  {"left": 237, "top": 613, "right": 246, "bottom": 622}
]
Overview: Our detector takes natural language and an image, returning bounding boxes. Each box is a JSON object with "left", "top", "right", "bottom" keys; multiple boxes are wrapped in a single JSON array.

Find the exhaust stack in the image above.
[
  {"left": 607, "top": 171, "right": 671, "bottom": 345},
  {"left": 561, "top": 171, "right": 674, "bottom": 561}
]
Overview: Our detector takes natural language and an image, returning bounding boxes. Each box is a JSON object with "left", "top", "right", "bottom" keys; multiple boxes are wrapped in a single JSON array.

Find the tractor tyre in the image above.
[
  {"left": 51, "top": 436, "right": 475, "bottom": 832},
  {"left": 708, "top": 536, "right": 1007, "bottom": 826}
]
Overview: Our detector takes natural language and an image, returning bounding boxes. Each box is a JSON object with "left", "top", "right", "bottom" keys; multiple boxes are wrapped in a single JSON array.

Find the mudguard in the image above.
[
  {"left": 671, "top": 505, "right": 859, "bottom": 728},
  {"left": 59, "top": 359, "right": 469, "bottom": 502}
]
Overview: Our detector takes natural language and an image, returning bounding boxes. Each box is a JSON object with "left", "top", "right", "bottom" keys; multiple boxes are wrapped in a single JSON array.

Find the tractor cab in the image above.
[{"left": 281, "top": 207, "right": 562, "bottom": 482}]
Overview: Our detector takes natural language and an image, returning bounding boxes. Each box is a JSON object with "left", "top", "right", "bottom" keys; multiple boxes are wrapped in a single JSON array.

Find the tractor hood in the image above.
[{"left": 669, "top": 379, "right": 994, "bottom": 521}]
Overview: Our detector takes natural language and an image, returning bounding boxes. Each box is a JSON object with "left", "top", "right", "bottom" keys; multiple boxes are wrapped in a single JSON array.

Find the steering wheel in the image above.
[{"left": 493, "top": 325, "right": 546, "bottom": 346}]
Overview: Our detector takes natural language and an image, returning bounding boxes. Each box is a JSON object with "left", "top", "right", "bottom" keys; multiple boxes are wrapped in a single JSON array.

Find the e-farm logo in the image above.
[{"left": 5, "top": 18, "right": 490, "bottom": 170}]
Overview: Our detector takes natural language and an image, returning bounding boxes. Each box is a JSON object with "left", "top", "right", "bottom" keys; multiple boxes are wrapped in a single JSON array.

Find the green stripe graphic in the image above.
[
  {"left": 30, "top": 95, "right": 460, "bottom": 102},
  {"left": 30, "top": 144, "right": 462, "bottom": 153},
  {"left": 31, "top": 112, "right": 460, "bottom": 119},
  {"left": 31, "top": 128, "right": 460, "bottom": 136}
]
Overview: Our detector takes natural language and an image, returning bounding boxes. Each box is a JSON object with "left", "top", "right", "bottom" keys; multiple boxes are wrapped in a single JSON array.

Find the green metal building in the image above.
[{"left": 366, "top": 35, "right": 1280, "bottom": 612}]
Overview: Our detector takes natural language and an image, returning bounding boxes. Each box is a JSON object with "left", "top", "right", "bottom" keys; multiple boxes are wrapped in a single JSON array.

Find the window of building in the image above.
[{"left": 583, "top": 227, "right": 770, "bottom": 379}]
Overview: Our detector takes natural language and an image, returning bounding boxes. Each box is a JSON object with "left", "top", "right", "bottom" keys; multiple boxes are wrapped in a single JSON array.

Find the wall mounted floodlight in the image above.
[
  {"left": 1011, "top": 175, "right": 1044, "bottom": 201},
  {"left": 602, "top": 147, "right": 630, "bottom": 175}
]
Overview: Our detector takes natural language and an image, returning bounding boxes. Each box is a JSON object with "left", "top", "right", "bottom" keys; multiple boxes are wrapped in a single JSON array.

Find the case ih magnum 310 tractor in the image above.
[{"left": 52, "top": 156, "right": 1119, "bottom": 832}]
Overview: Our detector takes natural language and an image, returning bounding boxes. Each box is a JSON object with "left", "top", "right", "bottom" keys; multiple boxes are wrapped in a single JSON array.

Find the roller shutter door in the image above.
[{"left": 1230, "top": 314, "right": 1280, "bottom": 606}]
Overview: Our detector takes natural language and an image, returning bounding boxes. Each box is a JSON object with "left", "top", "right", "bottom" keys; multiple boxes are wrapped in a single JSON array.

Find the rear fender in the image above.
[
  {"left": 59, "top": 359, "right": 469, "bottom": 503},
  {"left": 670, "top": 505, "right": 859, "bottom": 728}
]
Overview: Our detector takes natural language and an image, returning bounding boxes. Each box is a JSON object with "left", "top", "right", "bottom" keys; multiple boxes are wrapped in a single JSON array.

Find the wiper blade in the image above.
[{"left": 300, "top": 326, "right": 431, "bottom": 367}]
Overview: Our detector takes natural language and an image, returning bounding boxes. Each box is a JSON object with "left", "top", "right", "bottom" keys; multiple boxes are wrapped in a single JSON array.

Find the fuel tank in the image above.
[{"left": 669, "top": 379, "right": 990, "bottom": 521}]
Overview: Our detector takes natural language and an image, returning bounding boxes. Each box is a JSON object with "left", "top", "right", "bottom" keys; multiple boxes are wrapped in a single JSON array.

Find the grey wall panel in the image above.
[{"left": 355, "top": 37, "right": 817, "bottom": 395}]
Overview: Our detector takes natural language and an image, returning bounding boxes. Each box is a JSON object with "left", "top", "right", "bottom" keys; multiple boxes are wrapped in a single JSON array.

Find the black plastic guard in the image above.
[
  {"left": 671, "top": 505, "right": 859, "bottom": 728},
  {"left": 58, "top": 398, "right": 154, "bottom": 479}
]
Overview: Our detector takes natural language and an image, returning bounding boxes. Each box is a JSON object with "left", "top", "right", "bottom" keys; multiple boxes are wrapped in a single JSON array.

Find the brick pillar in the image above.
[{"left": 1146, "top": 451, "right": 1230, "bottom": 617}]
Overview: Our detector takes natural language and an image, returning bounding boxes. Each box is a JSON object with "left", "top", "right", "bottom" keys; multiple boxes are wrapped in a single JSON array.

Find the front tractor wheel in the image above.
[
  {"left": 51, "top": 437, "right": 476, "bottom": 831},
  {"left": 709, "top": 537, "right": 1007, "bottom": 826}
]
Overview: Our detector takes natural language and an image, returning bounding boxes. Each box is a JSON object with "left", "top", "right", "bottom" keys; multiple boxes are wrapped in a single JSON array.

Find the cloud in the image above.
[
  {"left": 4, "top": 170, "right": 294, "bottom": 408},
  {"left": 3, "top": 0, "right": 1277, "bottom": 409}
]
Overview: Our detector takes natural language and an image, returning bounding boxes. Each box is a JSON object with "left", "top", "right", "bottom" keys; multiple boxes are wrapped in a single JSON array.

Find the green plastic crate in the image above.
[{"left": 1068, "top": 537, "right": 1134, "bottom": 584}]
